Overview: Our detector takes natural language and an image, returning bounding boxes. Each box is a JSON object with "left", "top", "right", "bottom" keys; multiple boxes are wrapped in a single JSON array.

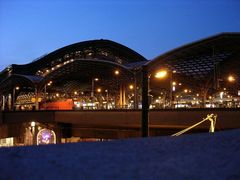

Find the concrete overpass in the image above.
[{"left": 1, "top": 108, "right": 239, "bottom": 139}]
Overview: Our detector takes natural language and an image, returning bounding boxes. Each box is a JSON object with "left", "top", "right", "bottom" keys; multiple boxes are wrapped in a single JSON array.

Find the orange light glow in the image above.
[
  {"left": 228, "top": 75, "right": 235, "bottom": 82},
  {"left": 97, "top": 88, "right": 101, "bottom": 93},
  {"left": 129, "top": 84, "right": 134, "bottom": 90},
  {"left": 154, "top": 70, "right": 167, "bottom": 79},
  {"left": 114, "top": 70, "right": 120, "bottom": 75}
]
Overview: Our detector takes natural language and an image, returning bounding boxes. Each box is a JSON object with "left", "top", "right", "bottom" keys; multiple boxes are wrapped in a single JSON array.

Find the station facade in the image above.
[{"left": 0, "top": 33, "right": 239, "bottom": 146}]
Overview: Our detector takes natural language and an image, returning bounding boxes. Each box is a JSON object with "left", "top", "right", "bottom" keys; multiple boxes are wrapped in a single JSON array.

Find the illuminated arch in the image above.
[{"left": 37, "top": 128, "right": 56, "bottom": 145}]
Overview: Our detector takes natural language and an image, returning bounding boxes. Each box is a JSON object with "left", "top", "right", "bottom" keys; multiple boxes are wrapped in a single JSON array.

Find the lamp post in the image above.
[
  {"left": 105, "top": 90, "right": 109, "bottom": 109},
  {"left": 133, "top": 71, "right": 138, "bottom": 109},
  {"left": 141, "top": 66, "right": 168, "bottom": 137},
  {"left": 44, "top": 81, "right": 52, "bottom": 110},
  {"left": 114, "top": 70, "right": 120, "bottom": 108},
  {"left": 12, "top": 86, "right": 20, "bottom": 111},
  {"left": 91, "top": 78, "right": 99, "bottom": 98},
  {"left": 142, "top": 65, "right": 149, "bottom": 137},
  {"left": 227, "top": 75, "right": 236, "bottom": 83},
  {"left": 227, "top": 75, "right": 238, "bottom": 107},
  {"left": 128, "top": 84, "right": 134, "bottom": 109},
  {"left": 169, "top": 70, "right": 177, "bottom": 108}
]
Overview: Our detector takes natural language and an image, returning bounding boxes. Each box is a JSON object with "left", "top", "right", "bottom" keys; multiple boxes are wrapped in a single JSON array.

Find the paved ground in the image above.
[{"left": 0, "top": 129, "right": 240, "bottom": 180}]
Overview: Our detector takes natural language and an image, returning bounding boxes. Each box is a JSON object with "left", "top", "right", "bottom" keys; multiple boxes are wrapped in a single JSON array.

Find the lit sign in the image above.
[{"left": 37, "top": 129, "right": 56, "bottom": 145}]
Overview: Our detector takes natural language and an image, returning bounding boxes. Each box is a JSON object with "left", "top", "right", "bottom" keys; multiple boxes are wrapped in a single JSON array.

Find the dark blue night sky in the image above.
[{"left": 0, "top": 0, "right": 240, "bottom": 70}]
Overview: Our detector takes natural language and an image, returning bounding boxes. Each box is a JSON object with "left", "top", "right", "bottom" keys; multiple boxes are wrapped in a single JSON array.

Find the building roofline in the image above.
[{"left": 147, "top": 32, "right": 240, "bottom": 71}]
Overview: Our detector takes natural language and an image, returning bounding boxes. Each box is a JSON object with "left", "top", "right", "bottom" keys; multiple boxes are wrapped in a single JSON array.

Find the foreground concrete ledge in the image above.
[{"left": 0, "top": 129, "right": 240, "bottom": 179}]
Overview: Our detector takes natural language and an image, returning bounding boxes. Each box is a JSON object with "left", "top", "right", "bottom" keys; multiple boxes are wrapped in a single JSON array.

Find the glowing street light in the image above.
[
  {"left": 129, "top": 84, "right": 134, "bottom": 90},
  {"left": 31, "top": 121, "right": 36, "bottom": 127},
  {"left": 114, "top": 70, "right": 120, "bottom": 75},
  {"left": 47, "top": 80, "right": 53, "bottom": 86},
  {"left": 12, "top": 86, "right": 20, "bottom": 110},
  {"left": 142, "top": 67, "right": 169, "bottom": 137},
  {"left": 228, "top": 75, "right": 236, "bottom": 82},
  {"left": 44, "top": 81, "right": 53, "bottom": 110},
  {"left": 91, "top": 78, "right": 99, "bottom": 97},
  {"left": 97, "top": 88, "right": 101, "bottom": 93},
  {"left": 154, "top": 70, "right": 167, "bottom": 79},
  {"left": 172, "top": 82, "right": 176, "bottom": 91}
]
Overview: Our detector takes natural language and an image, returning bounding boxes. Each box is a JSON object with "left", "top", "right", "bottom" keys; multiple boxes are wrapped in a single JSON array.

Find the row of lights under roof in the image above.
[
  {"left": 73, "top": 86, "right": 134, "bottom": 95},
  {"left": 36, "top": 59, "right": 75, "bottom": 76},
  {"left": 37, "top": 59, "right": 121, "bottom": 77}
]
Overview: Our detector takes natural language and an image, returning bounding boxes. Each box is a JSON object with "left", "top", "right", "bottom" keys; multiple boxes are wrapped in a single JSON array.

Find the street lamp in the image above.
[
  {"left": 142, "top": 66, "right": 169, "bottom": 137},
  {"left": 105, "top": 89, "right": 109, "bottom": 109},
  {"left": 97, "top": 88, "right": 101, "bottom": 93},
  {"left": 228, "top": 75, "right": 236, "bottom": 82},
  {"left": 12, "top": 86, "right": 20, "bottom": 110},
  {"left": 114, "top": 70, "right": 120, "bottom": 108},
  {"left": 44, "top": 81, "right": 52, "bottom": 110},
  {"left": 154, "top": 70, "right": 167, "bottom": 79},
  {"left": 114, "top": 70, "right": 120, "bottom": 76},
  {"left": 129, "top": 84, "right": 134, "bottom": 90},
  {"left": 91, "top": 78, "right": 99, "bottom": 98}
]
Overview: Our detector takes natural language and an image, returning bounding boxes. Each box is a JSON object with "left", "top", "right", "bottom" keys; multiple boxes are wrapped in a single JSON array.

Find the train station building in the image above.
[{"left": 0, "top": 33, "right": 239, "bottom": 146}]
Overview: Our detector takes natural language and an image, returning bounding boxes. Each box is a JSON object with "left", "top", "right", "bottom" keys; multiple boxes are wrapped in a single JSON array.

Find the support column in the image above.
[
  {"left": 7, "top": 94, "right": 11, "bottom": 110},
  {"left": 169, "top": 72, "right": 173, "bottom": 108},
  {"left": 2, "top": 95, "right": 5, "bottom": 111},
  {"left": 134, "top": 71, "right": 138, "bottom": 109},
  {"left": 119, "top": 83, "right": 122, "bottom": 109},
  {"left": 141, "top": 65, "right": 149, "bottom": 137},
  {"left": 201, "top": 90, "right": 207, "bottom": 108},
  {"left": 12, "top": 88, "right": 15, "bottom": 111},
  {"left": 35, "top": 86, "right": 40, "bottom": 110},
  {"left": 123, "top": 84, "right": 126, "bottom": 109}
]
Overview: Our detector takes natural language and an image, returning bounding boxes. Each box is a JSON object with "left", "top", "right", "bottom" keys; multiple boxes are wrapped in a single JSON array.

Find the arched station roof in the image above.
[
  {"left": 0, "top": 33, "right": 239, "bottom": 95},
  {"left": 0, "top": 74, "right": 43, "bottom": 93},
  {"left": 0, "top": 39, "right": 147, "bottom": 94},
  {"left": 148, "top": 32, "right": 240, "bottom": 76},
  {"left": 147, "top": 32, "right": 240, "bottom": 92},
  {"left": 5, "top": 39, "right": 147, "bottom": 77},
  {"left": 39, "top": 59, "right": 135, "bottom": 92}
]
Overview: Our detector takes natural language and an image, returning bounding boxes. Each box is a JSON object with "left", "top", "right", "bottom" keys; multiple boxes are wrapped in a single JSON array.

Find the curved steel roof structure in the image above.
[
  {"left": 0, "top": 74, "right": 42, "bottom": 94},
  {"left": 38, "top": 59, "right": 136, "bottom": 93},
  {"left": 147, "top": 32, "right": 240, "bottom": 94},
  {"left": 0, "top": 39, "right": 147, "bottom": 93},
  {"left": 0, "top": 33, "right": 239, "bottom": 96},
  {"left": 148, "top": 32, "right": 240, "bottom": 74},
  {"left": 4, "top": 39, "right": 147, "bottom": 76}
]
